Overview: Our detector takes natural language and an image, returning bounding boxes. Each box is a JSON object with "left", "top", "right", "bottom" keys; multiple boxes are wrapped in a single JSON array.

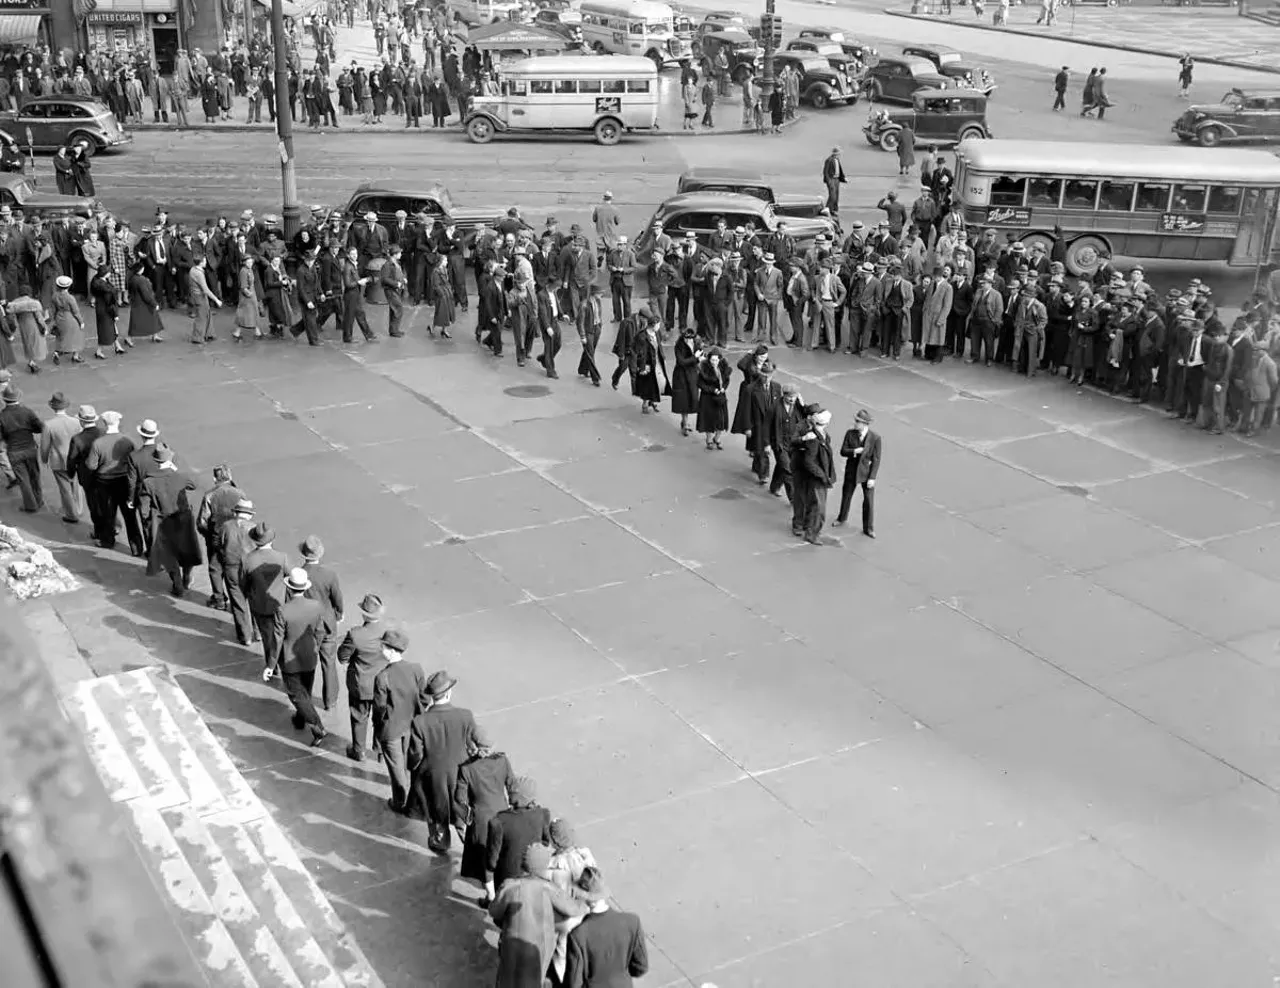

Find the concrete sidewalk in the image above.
[{"left": 885, "top": 3, "right": 1280, "bottom": 72}]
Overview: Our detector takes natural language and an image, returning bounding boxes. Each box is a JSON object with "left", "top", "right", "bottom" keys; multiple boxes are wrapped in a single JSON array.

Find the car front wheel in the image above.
[
  {"left": 958, "top": 126, "right": 985, "bottom": 142},
  {"left": 811, "top": 90, "right": 830, "bottom": 110},
  {"left": 68, "top": 130, "right": 101, "bottom": 153},
  {"left": 467, "top": 116, "right": 495, "bottom": 144},
  {"left": 878, "top": 128, "right": 900, "bottom": 152},
  {"left": 1197, "top": 125, "right": 1222, "bottom": 148}
]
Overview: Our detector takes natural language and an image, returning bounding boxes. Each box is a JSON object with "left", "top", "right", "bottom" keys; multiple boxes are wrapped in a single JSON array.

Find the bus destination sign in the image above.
[
  {"left": 985, "top": 206, "right": 1031, "bottom": 226},
  {"left": 1158, "top": 213, "right": 1205, "bottom": 234}
]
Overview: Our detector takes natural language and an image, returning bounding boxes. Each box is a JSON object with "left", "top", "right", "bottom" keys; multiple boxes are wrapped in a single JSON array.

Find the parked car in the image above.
[
  {"left": 697, "top": 9, "right": 749, "bottom": 35},
  {"left": 771, "top": 51, "right": 858, "bottom": 109},
  {"left": 0, "top": 96, "right": 131, "bottom": 153},
  {"left": 796, "top": 27, "right": 876, "bottom": 63},
  {"left": 698, "top": 29, "right": 762, "bottom": 84},
  {"left": 785, "top": 38, "right": 862, "bottom": 81},
  {"left": 675, "top": 167, "right": 828, "bottom": 219},
  {"left": 339, "top": 183, "right": 503, "bottom": 247},
  {"left": 0, "top": 173, "right": 98, "bottom": 219},
  {"left": 532, "top": 7, "right": 582, "bottom": 42},
  {"left": 634, "top": 192, "right": 836, "bottom": 263},
  {"left": 861, "top": 56, "right": 950, "bottom": 105},
  {"left": 863, "top": 89, "right": 992, "bottom": 151},
  {"left": 1172, "top": 88, "right": 1280, "bottom": 147},
  {"left": 901, "top": 46, "right": 996, "bottom": 96}
]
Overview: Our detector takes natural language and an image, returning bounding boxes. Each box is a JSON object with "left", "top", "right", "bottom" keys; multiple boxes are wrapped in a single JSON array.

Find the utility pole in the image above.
[
  {"left": 242, "top": 0, "right": 253, "bottom": 47},
  {"left": 270, "top": 0, "right": 301, "bottom": 239},
  {"left": 760, "top": 0, "right": 776, "bottom": 108}
]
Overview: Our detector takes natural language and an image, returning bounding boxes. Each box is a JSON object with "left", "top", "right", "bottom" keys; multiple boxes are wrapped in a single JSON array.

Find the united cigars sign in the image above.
[{"left": 984, "top": 206, "right": 1032, "bottom": 227}]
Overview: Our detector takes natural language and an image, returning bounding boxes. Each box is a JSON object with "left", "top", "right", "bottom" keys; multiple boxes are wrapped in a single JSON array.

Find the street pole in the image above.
[
  {"left": 270, "top": 0, "right": 302, "bottom": 239},
  {"left": 760, "top": 0, "right": 775, "bottom": 108},
  {"left": 243, "top": 0, "right": 253, "bottom": 47}
]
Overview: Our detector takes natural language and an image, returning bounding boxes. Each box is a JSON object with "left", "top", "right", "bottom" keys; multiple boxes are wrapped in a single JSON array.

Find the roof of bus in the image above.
[
  {"left": 503, "top": 54, "right": 658, "bottom": 76},
  {"left": 956, "top": 139, "right": 1280, "bottom": 184},
  {"left": 580, "top": 0, "right": 674, "bottom": 17}
]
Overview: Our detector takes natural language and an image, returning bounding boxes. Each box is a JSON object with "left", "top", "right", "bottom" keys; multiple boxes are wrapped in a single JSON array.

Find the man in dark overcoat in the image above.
[
  {"left": 406, "top": 670, "right": 476, "bottom": 853},
  {"left": 337, "top": 593, "right": 389, "bottom": 761}
]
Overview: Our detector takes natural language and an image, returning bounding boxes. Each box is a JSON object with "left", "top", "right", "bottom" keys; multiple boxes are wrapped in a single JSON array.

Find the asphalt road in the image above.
[{"left": 4, "top": 11, "right": 1277, "bottom": 988}]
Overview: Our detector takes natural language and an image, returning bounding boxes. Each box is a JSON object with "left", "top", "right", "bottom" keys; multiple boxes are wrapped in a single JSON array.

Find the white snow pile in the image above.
[{"left": 0, "top": 525, "right": 78, "bottom": 599}]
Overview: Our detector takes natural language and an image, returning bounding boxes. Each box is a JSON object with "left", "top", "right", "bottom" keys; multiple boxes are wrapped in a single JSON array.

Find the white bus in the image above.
[
  {"left": 578, "top": 0, "right": 689, "bottom": 68},
  {"left": 464, "top": 55, "right": 659, "bottom": 145},
  {"left": 445, "top": 0, "right": 522, "bottom": 27}
]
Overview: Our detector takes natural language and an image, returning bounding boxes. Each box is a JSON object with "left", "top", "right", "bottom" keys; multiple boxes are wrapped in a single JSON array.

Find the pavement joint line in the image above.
[
  {"left": 424, "top": 511, "right": 597, "bottom": 544},
  {"left": 903, "top": 835, "right": 1096, "bottom": 902},
  {"left": 741, "top": 738, "right": 889, "bottom": 781}
]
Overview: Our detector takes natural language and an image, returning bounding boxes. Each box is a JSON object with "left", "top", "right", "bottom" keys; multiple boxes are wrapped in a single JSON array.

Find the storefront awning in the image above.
[
  {"left": 0, "top": 13, "right": 44, "bottom": 46},
  {"left": 252, "top": 0, "right": 302, "bottom": 17},
  {"left": 467, "top": 22, "right": 569, "bottom": 52}
]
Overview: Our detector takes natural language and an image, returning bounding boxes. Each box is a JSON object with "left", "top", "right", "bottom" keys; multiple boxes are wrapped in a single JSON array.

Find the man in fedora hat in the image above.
[
  {"left": 299, "top": 535, "right": 343, "bottom": 710},
  {"left": 565, "top": 866, "right": 649, "bottom": 988},
  {"left": 406, "top": 669, "right": 476, "bottom": 851},
  {"left": 373, "top": 629, "right": 429, "bottom": 811},
  {"left": 196, "top": 465, "right": 244, "bottom": 610},
  {"left": 86, "top": 411, "right": 145, "bottom": 554},
  {"left": 796, "top": 407, "right": 837, "bottom": 545},
  {"left": 40, "top": 392, "right": 83, "bottom": 522},
  {"left": 138, "top": 447, "right": 201, "bottom": 597},
  {"left": 0, "top": 384, "right": 44, "bottom": 512},
  {"left": 339, "top": 593, "right": 390, "bottom": 761},
  {"left": 241, "top": 523, "right": 288, "bottom": 666},
  {"left": 127, "top": 418, "right": 164, "bottom": 555},
  {"left": 65, "top": 404, "right": 103, "bottom": 531},
  {"left": 835, "top": 409, "right": 882, "bottom": 538},
  {"left": 271, "top": 568, "right": 327, "bottom": 746},
  {"left": 214, "top": 499, "right": 257, "bottom": 645}
]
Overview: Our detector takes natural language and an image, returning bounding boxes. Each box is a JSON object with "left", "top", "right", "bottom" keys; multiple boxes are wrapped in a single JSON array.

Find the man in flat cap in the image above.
[
  {"left": 407, "top": 669, "right": 477, "bottom": 852},
  {"left": 372, "top": 629, "right": 428, "bottom": 811},
  {"left": 339, "top": 593, "right": 390, "bottom": 761},
  {"left": 488, "top": 841, "right": 587, "bottom": 986},
  {"left": 299, "top": 535, "right": 343, "bottom": 710},
  {"left": 212, "top": 499, "right": 257, "bottom": 643}
]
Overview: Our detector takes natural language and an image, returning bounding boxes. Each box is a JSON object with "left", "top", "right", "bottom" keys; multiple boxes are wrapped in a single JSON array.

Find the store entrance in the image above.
[{"left": 153, "top": 25, "right": 178, "bottom": 75}]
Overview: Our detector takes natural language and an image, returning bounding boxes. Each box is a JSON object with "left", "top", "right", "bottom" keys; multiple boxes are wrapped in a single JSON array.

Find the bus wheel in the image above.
[
  {"left": 1019, "top": 232, "right": 1055, "bottom": 256},
  {"left": 1065, "top": 235, "right": 1107, "bottom": 277},
  {"left": 594, "top": 117, "right": 622, "bottom": 146},
  {"left": 592, "top": 41, "right": 607, "bottom": 54},
  {"left": 467, "top": 117, "right": 495, "bottom": 144},
  {"left": 877, "top": 128, "right": 900, "bottom": 152}
]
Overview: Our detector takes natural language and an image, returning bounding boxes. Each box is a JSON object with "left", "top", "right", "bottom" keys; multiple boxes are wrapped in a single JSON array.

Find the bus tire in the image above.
[
  {"left": 1197, "top": 125, "right": 1222, "bottom": 148},
  {"left": 1065, "top": 235, "right": 1108, "bottom": 277},
  {"left": 592, "top": 41, "right": 607, "bottom": 54},
  {"left": 594, "top": 117, "right": 622, "bottom": 145},
  {"left": 467, "top": 116, "right": 496, "bottom": 144},
  {"left": 1019, "top": 232, "right": 1055, "bottom": 257},
  {"left": 877, "top": 128, "right": 900, "bottom": 152}
]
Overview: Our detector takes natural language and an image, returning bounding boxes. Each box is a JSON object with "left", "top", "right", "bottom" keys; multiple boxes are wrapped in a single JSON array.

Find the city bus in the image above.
[
  {"left": 463, "top": 55, "right": 659, "bottom": 145},
  {"left": 578, "top": 0, "right": 689, "bottom": 68},
  {"left": 952, "top": 139, "right": 1280, "bottom": 276}
]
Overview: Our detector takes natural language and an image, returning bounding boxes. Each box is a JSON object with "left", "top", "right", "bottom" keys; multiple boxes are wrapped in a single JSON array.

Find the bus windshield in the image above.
[{"left": 644, "top": 21, "right": 670, "bottom": 34}]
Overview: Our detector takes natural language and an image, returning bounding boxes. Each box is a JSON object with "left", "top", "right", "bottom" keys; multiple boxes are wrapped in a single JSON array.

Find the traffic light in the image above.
[{"left": 760, "top": 12, "right": 783, "bottom": 47}]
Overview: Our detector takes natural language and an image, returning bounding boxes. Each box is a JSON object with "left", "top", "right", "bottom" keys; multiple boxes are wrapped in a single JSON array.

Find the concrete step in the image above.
[{"left": 60, "top": 666, "right": 384, "bottom": 988}]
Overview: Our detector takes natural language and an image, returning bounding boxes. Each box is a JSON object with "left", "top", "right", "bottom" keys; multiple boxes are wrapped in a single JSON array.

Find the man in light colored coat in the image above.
[{"left": 39, "top": 391, "right": 82, "bottom": 522}]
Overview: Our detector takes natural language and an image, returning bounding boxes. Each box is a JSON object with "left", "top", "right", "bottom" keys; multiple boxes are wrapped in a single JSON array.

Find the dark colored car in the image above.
[
  {"left": 785, "top": 38, "right": 862, "bottom": 81},
  {"left": 0, "top": 96, "right": 131, "bottom": 152},
  {"left": 699, "top": 29, "right": 762, "bottom": 84},
  {"left": 1173, "top": 88, "right": 1280, "bottom": 147},
  {"left": 796, "top": 27, "right": 877, "bottom": 63},
  {"left": 901, "top": 46, "right": 996, "bottom": 96},
  {"left": 676, "top": 167, "right": 828, "bottom": 219},
  {"left": 863, "top": 89, "right": 992, "bottom": 151},
  {"left": 771, "top": 51, "right": 857, "bottom": 110},
  {"left": 861, "top": 56, "right": 950, "bottom": 105},
  {"left": 532, "top": 7, "right": 582, "bottom": 42},
  {"left": 634, "top": 192, "right": 836, "bottom": 263},
  {"left": 339, "top": 183, "right": 503, "bottom": 246},
  {"left": 0, "top": 173, "right": 97, "bottom": 218}
]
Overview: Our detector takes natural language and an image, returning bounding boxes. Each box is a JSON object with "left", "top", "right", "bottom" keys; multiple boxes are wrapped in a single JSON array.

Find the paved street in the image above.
[{"left": 3, "top": 8, "right": 1279, "bottom": 988}]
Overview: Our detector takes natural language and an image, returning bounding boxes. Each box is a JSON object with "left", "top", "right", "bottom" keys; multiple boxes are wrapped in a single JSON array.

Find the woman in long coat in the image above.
[
  {"left": 6, "top": 296, "right": 46, "bottom": 373},
  {"left": 81, "top": 227, "right": 106, "bottom": 296},
  {"left": 730, "top": 344, "right": 768, "bottom": 441},
  {"left": 429, "top": 255, "right": 455, "bottom": 337},
  {"left": 71, "top": 142, "right": 94, "bottom": 196},
  {"left": 36, "top": 238, "right": 63, "bottom": 314},
  {"left": 90, "top": 266, "right": 123, "bottom": 360},
  {"left": 628, "top": 320, "right": 666, "bottom": 413},
  {"left": 138, "top": 452, "right": 202, "bottom": 597},
  {"left": 128, "top": 264, "right": 163, "bottom": 341},
  {"left": 670, "top": 328, "right": 701, "bottom": 435},
  {"left": 696, "top": 348, "right": 731, "bottom": 449},
  {"left": 922, "top": 273, "right": 952, "bottom": 363},
  {"left": 451, "top": 730, "right": 514, "bottom": 889},
  {"left": 200, "top": 71, "right": 219, "bottom": 122},
  {"left": 49, "top": 275, "right": 85, "bottom": 364},
  {"left": 107, "top": 225, "right": 132, "bottom": 304},
  {"left": 234, "top": 255, "right": 262, "bottom": 341},
  {"left": 896, "top": 124, "right": 916, "bottom": 176},
  {"left": 260, "top": 255, "right": 290, "bottom": 335}
]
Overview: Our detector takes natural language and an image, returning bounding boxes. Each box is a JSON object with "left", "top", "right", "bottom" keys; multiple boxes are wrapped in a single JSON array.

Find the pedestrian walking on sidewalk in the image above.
[
  {"left": 138, "top": 447, "right": 201, "bottom": 598},
  {"left": 1178, "top": 54, "right": 1194, "bottom": 98},
  {"left": 271, "top": 568, "right": 328, "bottom": 747},
  {"left": 1053, "top": 66, "right": 1068, "bottom": 111},
  {"left": 1081, "top": 67, "right": 1098, "bottom": 117}
]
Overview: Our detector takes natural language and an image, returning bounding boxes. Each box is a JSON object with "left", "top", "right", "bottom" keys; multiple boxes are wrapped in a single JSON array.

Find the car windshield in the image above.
[
  {"left": 790, "top": 55, "right": 828, "bottom": 72},
  {"left": 1220, "top": 91, "right": 1244, "bottom": 107},
  {"left": 811, "top": 30, "right": 844, "bottom": 42},
  {"left": 905, "top": 59, "right": 936, "bottom": 75},
  {"left": 807, "top": 42, "right": 841, "bottom": 55},
  {"left": 937, "top": 52, "right": 962, "bottom": 64},
  {"left": 731, "top": 41, "right": 757, "bottom": 52}
]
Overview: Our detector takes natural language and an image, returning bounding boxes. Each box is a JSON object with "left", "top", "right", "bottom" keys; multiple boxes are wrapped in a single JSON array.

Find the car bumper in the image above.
[
  {"left": 106, "top": 132, "right": 133, "bottom": 147},
  {"left": 1172, "top": 123, "right": 1197, "bottom": 139}
]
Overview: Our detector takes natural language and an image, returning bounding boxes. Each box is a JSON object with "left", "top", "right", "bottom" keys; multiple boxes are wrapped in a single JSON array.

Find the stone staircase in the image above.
[{"left": 60, "top": 666, "right": 384, "bottom": 988}]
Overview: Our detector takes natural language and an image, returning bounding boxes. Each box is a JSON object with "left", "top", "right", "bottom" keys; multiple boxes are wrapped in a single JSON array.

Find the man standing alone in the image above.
[
  {"left": 822, "top": 147, "right": 847, "bottom": 215},
  {"left": 1053, "top": 66, "right": 1068, "bottom": 111},
  {"left": 834, "top": 409, "right": 881, "bottom": 538}
]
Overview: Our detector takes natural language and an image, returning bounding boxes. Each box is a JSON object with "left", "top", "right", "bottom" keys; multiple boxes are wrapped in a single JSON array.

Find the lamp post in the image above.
[
  {"left": 269, "top": 0, "right": 301, "bottom": 239},
  {"left": 759, "top": 0, "right": 776, "bottom": 109}
]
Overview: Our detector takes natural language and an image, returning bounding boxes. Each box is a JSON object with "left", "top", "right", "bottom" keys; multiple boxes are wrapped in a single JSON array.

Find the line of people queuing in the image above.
[{"left": 0, "top": 386, "right": 651, "bottom": 987}]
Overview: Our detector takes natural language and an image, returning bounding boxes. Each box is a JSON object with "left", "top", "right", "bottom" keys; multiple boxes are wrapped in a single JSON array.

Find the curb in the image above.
[
  {"left": 881, "top": 8, "right": 1280, "bottom": 75},
  {"left": 126, "top": 112, "right": 805, "bottom": 139}
]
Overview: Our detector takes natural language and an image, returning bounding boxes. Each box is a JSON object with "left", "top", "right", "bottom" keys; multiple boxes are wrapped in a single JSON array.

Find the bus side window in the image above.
[
  {"left": 602, "top": 79, "right": 625, "bottom": 94},
  {"left": 1134, "top": 183, "right": 1171, "bottom": 212},
  {"left": 507, "top": 79, "right": 527, "bottom": 96},
  {"left": 629, "top": 21, "right": 644, "bottom": 34},
  {"left": 990, "top": 175, "right": 1025, "bottom": 207},
  {"left": 555, "top": 79, "right": 577, "bottom": 94},
  {"left": 1172, "top": 184, "right": 1207, "bottom": 213},
  {"left": 1207, "top": 185, "right": 1243, "bottom": 214},
  {"left": 530, "top": 80, "right": 553, "bottom": 94},
  {"left": 627, "top": 79, "right": 650, "bottom": 93},
  {"left": 1062, "top": 180, "right": 1097, "bottom": 209},
  {"left": 1098, "top": 181, "right": 1134, "bottom": 211},
  {"left": 578, "top": 79, "right": 602, "bottom": 94},
  {"left": 1027, "top": 178, "right": 1061, "bottom": 207}
]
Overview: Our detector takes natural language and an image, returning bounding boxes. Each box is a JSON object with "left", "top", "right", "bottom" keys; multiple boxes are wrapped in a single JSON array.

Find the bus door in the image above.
[{"left": 1230, "top": 188, "right": 1277, "bottom": 266}]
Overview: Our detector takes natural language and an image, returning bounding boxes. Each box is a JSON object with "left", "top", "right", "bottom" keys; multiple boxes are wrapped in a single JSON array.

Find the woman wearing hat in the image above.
[
  {"left": 49, "top": 275, "right": 85, "bottom": 365},
  {"left": 90, "top": 265, "right": 124, "bottom": 361},
  {"left": 127, "top": 261, "right": 163, "bottom": 343},
  {"left": 234, "top": 255, "right": 264, "bottom": 341},
  {"left": 731, "top": 344, "right": 768, "bottom": 443},
  {"left": 696, "top": 346, "right": 731, "bottom": 450},
  {"left": 5, "top": 295, "right": 46, "bottom": 374},
  {"left": 452, "top": 725, "right": 515, "bottom": 891},
  {"left": 669, "top": 327, "right": 702, "bottom": 436},
  {"left": 70, "top": 141, "right": 94, "bottom": 197},
  {"left": 627, "top": 316, "right": 667, "bottom": 414},
  {"left": 107, "top": 223, "right": 133, "bottom": 308}
]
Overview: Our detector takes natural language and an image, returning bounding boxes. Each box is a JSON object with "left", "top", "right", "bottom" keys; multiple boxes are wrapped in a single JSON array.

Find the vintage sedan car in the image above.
[
  {"left": 901, "top": 46, "right": 996, "bottom": 96},
  {"left": 0, "top": 96, "right": 131, "bottom": 153},
  {"left": 698, "top": 29, "right": 762, "bottom": 84},
  {"left": 796, "top": 26, "right": 876, "bottom": 62},
  {"left": 634, "top": 192, "right": 836, "bottom": 263},
  {"left": 532, "top": 7, "right": 582, "bottom": 42},
  {"left": 785, "top": 38, "right": 862, "bottom": 80},
  {"left": 1172, "top": 88, "right": 1280, "bottom": 147},
  {"left": 675, "top": 167, "right": 827, "bottom": 219},
  {"left": 697, "top": 9, "right": 749, "bottom": 35},
  {"left": 863, "top": 89, "right": 992, "bottom": 151},
  {"left": 861, "top": 56, "right": 950, "bottom": 105},
  {"left": 771, "top": 51, "right": 858, "bottom": 109},
  {"left": 339, "top": 183, "right": 504, "bottom": 246},
  {"left": 0, "top": 173, "right": 98, "bottom": 218}
]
